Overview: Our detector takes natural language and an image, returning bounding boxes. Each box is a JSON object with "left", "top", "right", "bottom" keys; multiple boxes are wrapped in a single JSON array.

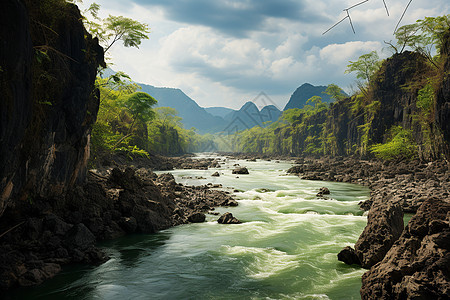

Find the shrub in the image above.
[{"left": 370, "top": 126, "right": 417, "bottom": 160}]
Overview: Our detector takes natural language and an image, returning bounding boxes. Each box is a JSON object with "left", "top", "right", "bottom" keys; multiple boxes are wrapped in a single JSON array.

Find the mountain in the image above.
[
  {"left": 139, "top": 84, "right": 227, "bottom": 134},
  {"left": 283, "top": 83, "right": 346, "bottom": 111},
  {"left": 205, "top": 107, "right": 235, "bottom": 118},
  {"left": 224, "top": 102, "right": 281, "bottom": 132}
]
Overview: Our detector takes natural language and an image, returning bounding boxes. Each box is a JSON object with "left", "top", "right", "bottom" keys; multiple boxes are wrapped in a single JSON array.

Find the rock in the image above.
[
  {"left": 316, "top": 187, "right": 331, "bottom": 197},
  {"left": 221, "top": 199, "right": 239, "bottom": 207},
  {"left": 319, "top": 187, "right": 330, "bottom": 194},
  {"left": 232, "top": 167, "right": 249, "bottom": 174},
  {"left": 352, "top": 196, "right": 404, "bottom": 269},
  {"left": 211, "top": 172, "right": 220, "bottom": 177},
  {"left": 64, "top": 223, "right": 96, "bottom": 250},
  {"left": 188, "top": 212, "right": 206, "bottom": 223},
  {"left": 287, "top": 166, "right": 303, "bottom": 174},
  {"left": 360, "top": 198, "right": 450, "bottom": 299},
  {"left": 44, "top": 214, "right": 72, "bottom": 236},
  {"left": 0, "top": 0, "right": 104, "bottom": 217},
  {"left": 337, "top": 246, "right": 361, "bottom": 265},
  {"left": 17, "top": 263, "right": 61, "bottom": 287},
  {"left": 218, "top": 212, "right": 242, "bottom": 224},
  {"left": 119, "top": 217, "right": 137, "bottom": 233}
]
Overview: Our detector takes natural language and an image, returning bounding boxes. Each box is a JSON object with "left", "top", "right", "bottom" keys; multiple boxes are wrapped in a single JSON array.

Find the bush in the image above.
[{"left": 370, "top": 126, "right": 417, "bottom": 160}]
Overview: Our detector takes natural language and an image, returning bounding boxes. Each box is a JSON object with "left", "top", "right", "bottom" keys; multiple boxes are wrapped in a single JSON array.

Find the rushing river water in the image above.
[{"left": 9, "top": 155, "right": 370, "bottom": 300}]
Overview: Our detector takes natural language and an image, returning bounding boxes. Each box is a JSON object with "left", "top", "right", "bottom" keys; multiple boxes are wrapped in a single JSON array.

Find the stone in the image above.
[
  {"left": 232, "top": 167, "right": 249, "bottom": 175},
  {"left": 354, "top": 197, "right": 404, "bottom": 268},
  {"left": 119, "top": 216, "right": 137, "bottom": 233},
  {"left": 218, "top": 212, "right": 242, "bottom": 224},
  {"left": 360, "top": 198, "right": 450, "bottom": 299},
  {"left": 64, "top": 223, "right": 95, "bottom": 250},
  {"left": 187, "top": 212, "right": 206, "bottom": 223},
  {"left": 211, "top": 172, "right": 220, "bottom": 177},
  {"left": 337, "top": 246, "right": 361, "bottom": 265}
]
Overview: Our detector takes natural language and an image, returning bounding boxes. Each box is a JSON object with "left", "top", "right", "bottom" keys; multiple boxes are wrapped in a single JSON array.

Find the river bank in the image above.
[
  {"left": 2, "top": 153, "right": 448, "bottom": 298},
  {"left": 283, "top": 155, "right": 449, "bottom": 299},
  {"left": 0, "top": 155, "right": 235, "bottom": 291},
  {"left": 5, "top": 155, "right": 370, "bottom": 299},
  {"left": 220, "top": 152, "right": 449, "bottom": 298}
]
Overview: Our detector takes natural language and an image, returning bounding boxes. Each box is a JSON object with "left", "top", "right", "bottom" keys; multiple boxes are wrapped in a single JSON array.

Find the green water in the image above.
[{"left": 7, "top": 155, "right": 370, "bottom": 300}]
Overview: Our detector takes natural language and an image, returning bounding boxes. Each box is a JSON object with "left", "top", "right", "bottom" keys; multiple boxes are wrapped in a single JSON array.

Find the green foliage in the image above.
[
  {"left": 281, "top": 110, "right": 297, "bottom": 124},
  {"left": 306, "top": 96, "right": 322, "bottom": 108},
  {"left": 370, "top": 126, "right": 416, "bottom": 160},
  {"left": 416, "top": 83, "right": 434, "bottom": 119},
  {"left": 81, "top": 3, "right": 150, "bottom": 60},
  {"left": 324, "top": 84, "right": 346, "bottom": 101},
  {"left": 394, "top": 15, "right": 450, "bottom": 67},
  {"left": 345, "top": 51, "right": 381, "bottom": 83},
  {"left": 124, "top": 92, "right": 157, "bottom": 123}
]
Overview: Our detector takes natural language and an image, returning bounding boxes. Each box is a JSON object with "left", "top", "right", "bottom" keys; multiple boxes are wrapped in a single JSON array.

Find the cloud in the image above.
[
  {"left": 131, "top": 0, "right": 327, "bottom": 37},
  {"left": 80, "top": 0, "right": 450, "bottom": 109},
  {"left": 319, "top": 41, "right": 383, "bottom": 65}
]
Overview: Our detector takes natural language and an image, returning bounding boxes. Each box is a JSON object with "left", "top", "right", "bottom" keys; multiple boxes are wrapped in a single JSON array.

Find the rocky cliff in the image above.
[
  {"left": 254, "top": 35, "right": 450, "bottom": 160},
  {"left": 0, "top": 0, "right": 104, "bottom": 217},
  {"left": 360, "top": 198, "right": 450, "bottom": 299}
]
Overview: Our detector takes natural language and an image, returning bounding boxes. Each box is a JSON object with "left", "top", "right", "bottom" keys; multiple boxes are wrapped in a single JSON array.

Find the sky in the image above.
[{"left": 78, "top": 0, "right": 449, "bottom": 109}]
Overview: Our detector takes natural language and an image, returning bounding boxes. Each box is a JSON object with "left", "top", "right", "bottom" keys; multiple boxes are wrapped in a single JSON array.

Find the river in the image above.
[{"left": 9, "top": 155, "right": 370, "bottom": 299}]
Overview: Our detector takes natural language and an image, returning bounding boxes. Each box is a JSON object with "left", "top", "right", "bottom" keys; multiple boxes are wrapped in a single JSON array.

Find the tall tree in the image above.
[{"left": 345, "top": 51, "right": 380, "bottom": 83}]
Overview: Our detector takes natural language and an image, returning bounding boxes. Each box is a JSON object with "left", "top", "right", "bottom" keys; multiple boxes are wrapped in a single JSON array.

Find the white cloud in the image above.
[
  {"left": 319, "top": 41, "right": 382, "bottom": 65},
  {"left": 78, "top": 0, "right": 450, "bottom": 109}
]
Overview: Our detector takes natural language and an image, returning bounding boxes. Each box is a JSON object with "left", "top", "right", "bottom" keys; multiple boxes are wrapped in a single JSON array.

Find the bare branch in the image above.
[
  {"left": 382, "top": 0, "right": 390, "bottom": 16},
  {"left": 394, "top": 0, "right": 414, "bottom": 34},
  {"left": 323, "top": 15, "right": 349, "bottom": 35}
]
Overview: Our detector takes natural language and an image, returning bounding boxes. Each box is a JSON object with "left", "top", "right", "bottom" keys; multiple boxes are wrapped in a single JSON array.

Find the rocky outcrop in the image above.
[
  {"left": 360, "top": 198, "right": 450, "bottom": 299},
  {"left": 353, "top": 197, "right": 404, "bottom": 268},
  {"left": 436, "top": 29, "right": 450, "bottom": 159},
  {"left": 0, "top": 0, "right": 104, "bottom": 217},
  {"left": 337, "top": 246, "right": 361, "bottom": 265},
  {"left": 0, "top": 166, "right": 237, "bottom": 290}
]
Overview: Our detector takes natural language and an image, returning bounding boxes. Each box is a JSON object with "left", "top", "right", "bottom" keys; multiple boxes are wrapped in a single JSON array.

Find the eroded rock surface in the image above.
[{"left": 360, "top": 198, "right": 450, "bottom": 299}]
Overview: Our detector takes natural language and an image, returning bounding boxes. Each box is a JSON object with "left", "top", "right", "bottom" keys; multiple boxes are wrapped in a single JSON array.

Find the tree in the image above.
[
  {"left": 281, "top": 108, "right": 303, "bottom": 125},
  {"left": 306, "top": 96, "right": 322, "bottom": 108},
  {"left": 155, "top": 107, "right": 182, "bottom": 128},
  {"left": 82, "top": 3, "right": 150, "bottom": 58},
  {"left": 392, "top": 15, "right": 450, "bottom": 68},
  {"left": 345, "top": 51, "right": 381, "bottom": 83},
  {"left": 324, "top": 84, "right": 347, "bottom": 101},
  {"left": 124, "top": 92, "right": 157, "bottom": 124}
]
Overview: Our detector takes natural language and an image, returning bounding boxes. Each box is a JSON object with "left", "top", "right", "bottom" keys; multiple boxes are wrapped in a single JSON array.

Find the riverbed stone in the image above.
[
  {"left": 232, "top": 167, "right": 249, "bottom": 174},
  {"left": 218, "top": 212, "right": 241, "bottom": 224},
  {"left": 188, "top": 212, "right": 206, "bottom": 223}
]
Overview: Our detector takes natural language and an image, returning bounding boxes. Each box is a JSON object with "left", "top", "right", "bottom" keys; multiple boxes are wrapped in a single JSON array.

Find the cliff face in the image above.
[
  {"left": 436, "top": 30, "right": 450, "bottom": 158},
  {"left": 0, "top": 0, "right": 104, "bottom": 217},
  {"left": 279, "top": 47, "right": 449, "bottom": 159}
]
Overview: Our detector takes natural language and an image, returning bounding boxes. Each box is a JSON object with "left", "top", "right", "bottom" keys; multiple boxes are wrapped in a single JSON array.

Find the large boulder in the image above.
[
  {"left": 360, "top": 198, "right": 450, "bottom": 299},
  {"left": 339, "top": 195, "right": 404, "bottom": 269},
  {"left": 354, "top": 197, "right": 404, "bottom": 268},
  {"left": 64, "top": 223, "right": 95, "bottom": 250}
]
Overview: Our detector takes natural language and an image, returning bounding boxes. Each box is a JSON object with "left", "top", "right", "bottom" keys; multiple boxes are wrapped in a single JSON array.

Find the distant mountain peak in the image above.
[{"left": 283, "top": 83, "right": 346, "bottom": 111}]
